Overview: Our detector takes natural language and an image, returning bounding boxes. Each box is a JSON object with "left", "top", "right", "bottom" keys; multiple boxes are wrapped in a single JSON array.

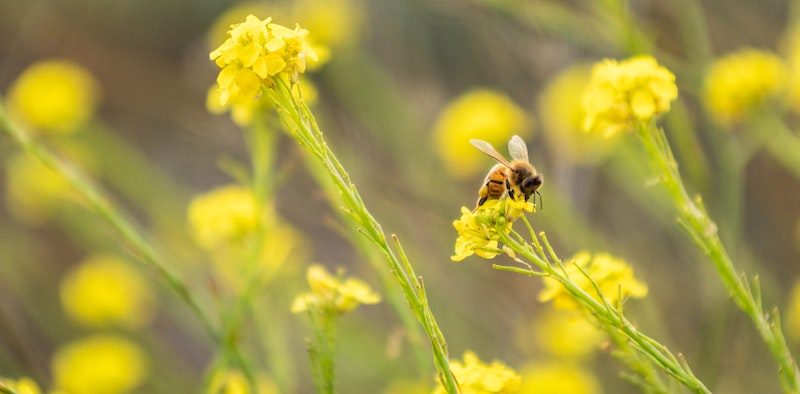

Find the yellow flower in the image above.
[
  {"left": 6, "top": 60, "right": 99, "bottom": 134},
  {"left": 210, "top": 15, "right": 318, "bottom": 106},
  {"left": 60, "top": 255, "right": 155, "bottom": 329},
  {"left": 206, "top": 77, "right": 317, "bottom": 126},
  {"left": 291, "top": 264, "right": 381, "bottom": 314},
  {"left": 518, "top": 362, "right": 601, "bottom": 394},
  {"left": 539, "top": 64, "right": 618, "bottom": 164},
  {"left": 451, "top": 197, "right": 533, "bottom": 262},
  {"left": 433, "top": 89, "right": 530, "bottom": 178},
  {"left": 785, "top": 279, "right": 800, "bottom": 342},
  {"left": 703, "top": 48, "right": 787, "bottom": 125},
  {"left": 531, "top": 308, "right": 603, "bottom": 360},
  {"left": 582, "top": 56, "right": 678, "bottom": 137},
  {"left": 188, "top": 185, "right": 259, "bottom": 250},
  {"left": 292, "top": 0, "right": 363, "bottom": 51},
  {"left": 0, "top": 377, "right": 42, "bottom": 394},
  {"left": 207, "top": 369, "right": 279, "bottom": 394},
  {"left": 52, "top": 335, "right": 147, "bottom": 394},
  {"left": 539, "top": 251, "right": 648, "bottom": 310},
  {"left": 433, "top": 351, "right": 521, "bottom": 394},
  {"left": 5, "top": 153, "right": 72, "bottom": 225}
]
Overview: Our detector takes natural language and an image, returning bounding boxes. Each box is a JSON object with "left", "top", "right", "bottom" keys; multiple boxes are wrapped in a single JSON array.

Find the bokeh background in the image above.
[{"left": 2, "top": 0, "right": 800, "bottom": 393}]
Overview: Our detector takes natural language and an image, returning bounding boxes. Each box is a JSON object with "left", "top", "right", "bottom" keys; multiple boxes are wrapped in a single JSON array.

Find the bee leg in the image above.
[
  {"left": 535, "top": 190, "right": 543, "bottom": 210},
  {"left": 477, "top": 196, "right": 488, "bottom": 207}
]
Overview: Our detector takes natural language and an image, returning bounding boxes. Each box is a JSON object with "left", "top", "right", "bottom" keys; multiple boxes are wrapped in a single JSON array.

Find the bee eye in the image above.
[
  {"left": 523, "top": 179, "right": 535, "bottom": 188},
  {"left": 532, "top": 175, "right": 543, "bottom": 186}
]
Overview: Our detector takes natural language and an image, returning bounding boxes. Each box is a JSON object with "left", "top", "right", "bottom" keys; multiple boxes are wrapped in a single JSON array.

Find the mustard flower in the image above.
[
  {"left": 210, "top": 15, "right": 318, "bottom": 106},
  {"left": 703, "top": 48, "right": 787, "bottom": 125},
  {"left": 531, "top": 308, "right": 604, "bottom": 360},
  {"left": 0, "top": 377, "right": 42, "bottom": 394},
  {"left": 518, "top": 362, "right": 601, "bottom": 394},
  {"left": 582, "top": 56, "right": 678, "bottom": 137},
  {"left": 433, "top": 89, "right": 530, "bottom": 178},
  {"left": 451, "top": 197, "right": 534, "bottom": 262},
  {"left": 291, "top": 264, "right": 381, "bottom": 314},
  {"left": 539, "top": 251, "right": 648, "bottom": 310},
  {"left": 206, "top": 77, "right": 317, "bottom": 126},
  {"left": 187, "top": 185, "right": 259, "bottom": 250},
  {"left": 433, "top": 351, "right": 521, "bottom": 394},
  {"left": 52, "top": 335, "right": 148, "bottom": 394},
  {"left": 60, "top": 255, "right": 155, "bottom": 329},
  {"left": 6, "top": 60, "right": 99, "bottom": 134}
]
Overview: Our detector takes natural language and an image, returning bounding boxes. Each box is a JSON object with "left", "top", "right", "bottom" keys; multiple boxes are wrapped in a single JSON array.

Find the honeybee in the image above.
[{"left": 471, "top": 135, "right": 543, "bottom": 208}]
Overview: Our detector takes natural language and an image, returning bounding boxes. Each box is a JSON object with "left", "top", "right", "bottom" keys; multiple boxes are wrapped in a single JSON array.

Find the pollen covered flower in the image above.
[
  {"left": 52, "top": 335, "right": 148, "bottom": 394},
  {"left": 433, "top": 89, "right": 530, "bottom": 178},
  {"left": 582, "top": 56, "right": 678, "bottom": 137},
  {"left": 188, "top": 185, "right": 259, "bottom": 250},
  {"left": 703, "top": 48, "right": 787, "bottom": 125},
  {"left": 451, "top": 197, "right": 533, "bottom": 262},
  {"left": 209, "top": 15, "right": 318, "bottom": 106},
  {"left": 60, "top": 255, "right": 155, "bottom": 329},
  {"left": 6, "top": 60, "right": 99, "bottom": 134},
  {"left": 518, "top": 362, "right": 600, "bottom": 394},
  {"left": 291, "top": 264, "right": 381, "bottom": 314},
  {"left": 0, "top": 376, "right": 42, "bottom": 394},
  {"left": 539, "top": 251, "right": 648, "bottom": 310},
  {"left": 433, "top": 351, "right": 521, "bottom": 394}
]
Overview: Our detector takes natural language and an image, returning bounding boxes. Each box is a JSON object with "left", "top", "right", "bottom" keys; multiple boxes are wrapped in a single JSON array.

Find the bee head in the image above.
[{"left": 521, "top": 174, "right": 543, "bottom": 194}]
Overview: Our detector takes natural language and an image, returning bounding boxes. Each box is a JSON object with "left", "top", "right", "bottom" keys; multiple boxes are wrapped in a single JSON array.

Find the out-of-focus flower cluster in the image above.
[
  {"left": 452, "top": 197, "right": 534, "bottom": 262},
  {"left": 433, "top": 351, "right": 521, "bottom": 394},
  {"left": 291, "top": 264, "right": 381, "bottom": 315},
  {"left": 0, "top": 377, "right": 42, "bottom": 394},
  {"left": 518, "top": 362, "right": 601, "bottom": 394},
  {"left": 582, "top": 56, "right": 678, "bottom": 137},
  {"left": 52, "top": 335, "right": 148, "bottom": 393}
]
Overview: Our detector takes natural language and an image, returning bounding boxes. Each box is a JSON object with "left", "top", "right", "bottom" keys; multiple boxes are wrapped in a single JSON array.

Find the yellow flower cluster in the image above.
[
  {"left": 531, "top": 308, "right": 603, "bottom": 360},
  {"left": 60, "top": 255, "right": 155, "bottom": 329},
  {"left": 188, "top": 185, "right": 260, "bottom": 250},
  {"left": 582, "top": 56, "right": 678, "bottom": 137},
  {"left": 703, "top": 48, "right": 787, "bottom": 125},
  {"left": 0, "top": 377, "right": 42, "bottom": 394},
  {"left": 434, "top": 351, "right": 521, "bottom": 394},
  {"left": 518, "top": 362, "right": 600, "bottom": 394},
  {"left": 291, "top": 264, "right": 381, "bottom": 314},
  {"left": 433, "top": 89, "right": 530, "bottom": 178},
  {"left": 206, "top": 78, "right": 317, "bottom": 126},
  {"left": 452, "top": 197, "right": 534, "bottom": 262},
  {"left": 52, "top": 335, "right": 147, "bottom": 394},
  {"left": 210, "top": 15, "right": 318, "bottom": 106},
  {"left": 539, "top": 251, "right": 648, "bottom": 310},
  {"left": 6, "top": 60, "right": 99, "bottom": 134}
]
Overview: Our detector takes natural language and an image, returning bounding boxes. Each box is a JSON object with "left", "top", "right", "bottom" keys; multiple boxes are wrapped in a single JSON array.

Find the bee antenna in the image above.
[{"left": 535, "top": 190, "right": 543, "bottom": 211}]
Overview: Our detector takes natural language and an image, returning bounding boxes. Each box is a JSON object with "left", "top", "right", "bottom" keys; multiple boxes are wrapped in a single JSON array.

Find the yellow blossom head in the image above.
[
  {"left": 291, "top": 264, "right": 381, "bottom": 314},
  {"left": 519, "top": 308, "right": 603, "bottom": 360},
  {"left": 539, "top": 251, "right": 648, "bottom": 310},
  {"left": 6, "top": 60, "right": 99, "bottom": 134},
  {"left": 60, "top": 255, "right": 155, "bottom": 329},
  {"left": 0, "top": 377, "right": 42, "bottom": 394},
  {"left": 5, "top": 153, "right": 72, "bottom": 225},
  {"left": 518, "top": 362, "right": 600, "bottom": 394},
  {"left": 703, "top": 48, "right": 787, "bottom": 125},
  {"left": 433, "top": 351, "right": 521, "bottom": 394},
  {"left": 52, "top": 335, "right": 147, "bottom": 394},
  {"left": 188, "top": 185, "right": 259, "bottom": 250},
  {"left": 292, "top": 0, "right": 363, "bottom": 50},
  {"left": 433, "top": 89, "right": 530, "bottom": 178},
  {"left": 539, "top": 64, "right": 618, "bottom": 164},
  {"left": 582, "top": 56, "right": 678, "bottom": 137},
  {"left": 451, "top": 197, "right": 534, "bottom": 262},
  {"left": 209, "top": 15, "right": 318, "bottom": 106},
  {"left": 206, "top": 77, "right": 317, "bottom": 126}
]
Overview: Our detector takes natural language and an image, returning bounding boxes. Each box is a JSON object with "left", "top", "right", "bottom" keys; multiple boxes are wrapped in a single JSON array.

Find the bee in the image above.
[{"left": 471, "top": 135, "right": 543, "bottom": 208}]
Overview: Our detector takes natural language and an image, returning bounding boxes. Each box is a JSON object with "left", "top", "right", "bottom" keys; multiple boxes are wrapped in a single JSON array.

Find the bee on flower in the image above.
[
  {"left": 451, "top": 197, "right": 534, "bottom": 262},
  {"left": 433, "top": 351, "right": 521, "bottom": 394}
]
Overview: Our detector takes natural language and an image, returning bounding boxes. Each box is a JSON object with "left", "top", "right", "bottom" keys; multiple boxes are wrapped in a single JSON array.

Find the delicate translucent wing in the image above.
[
  {"left": 508, "top": 135, "right": 529, "bottom": 162},
  {"left": 470, "top": 139, "right": 513, "bottom": 169}
]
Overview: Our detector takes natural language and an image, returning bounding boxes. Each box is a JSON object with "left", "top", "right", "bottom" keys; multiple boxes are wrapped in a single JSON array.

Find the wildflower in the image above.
[
  {"left": 539, "top": 251, "right": 648, "bottom": 310},
  {"left": 0, "top": 376, "right": 42, "bottom": 394},
  {"left": 206, "top": 77, "right": 317, "bottom": 126},
  {"left": 210, "top": 15, "right": 318, "bottom": 106},
  {"left": 582, "top": 56, "right": 678, "bottom": 137},
  {"left": 433, "top": 350, "right": 521, "bottom": 394},
  {"left": 530, "top": 308, "right": 603, "bottom": 360},
  {"left": 60, "top": 255, "right": 155, "bottom": 329},
  {"left": 52, "top": 335, "right": 148, "bottom": 394},
  {"left": 187, "top": 185, "right": 259, "bottom": 250},
  {"left": 291, "top": 264, "right": 380, "bottom": 314},
  {"left": 518, "top": 362, "right": 600, "bottom": 394},
  {"left": 292, "top": 0, "right": 363, "bottom": 51},
  {"left": 6, "top": 60, "right": 99, "bottom": 134},
  {"left": 703, "top": 48, "right": 787, "bottom": 125},
  {"left": 433, "top": 89, "right": 530, "bottom": 178},
  {"left": 539, "top": 64, "right": 618, "bottom": 164},
  {"left": 451, "top": 197, "right": 533, "bottom": 262}
]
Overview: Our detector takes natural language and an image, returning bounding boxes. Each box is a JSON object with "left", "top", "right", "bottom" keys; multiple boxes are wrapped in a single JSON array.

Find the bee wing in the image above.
[
  {"left": 470, "top": 139, "right": 513, "bottom": 169},
  {"left": 508, "top": 135, "right": 529, "bottom": 162}
]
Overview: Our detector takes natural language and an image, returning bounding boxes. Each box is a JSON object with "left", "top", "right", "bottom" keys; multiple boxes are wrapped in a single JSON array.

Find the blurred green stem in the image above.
[
  {"left": 306, "top": 307, "right": 336, "bottom": 394},
  {"left": 0, "top": 102, "right": 220, "bottom": 343},
  {"left": 637, "top": 121, "right": 800, "bottom": 393},
  {"left": 754, "top": 111, "right": 800, "bottom": 181}
]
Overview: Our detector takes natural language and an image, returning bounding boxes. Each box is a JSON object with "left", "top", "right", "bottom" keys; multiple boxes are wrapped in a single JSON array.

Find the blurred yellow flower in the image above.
[
  {"left": 207, "top": 369, "right": 279, "bottom": 394},
  {"left": 60, "top": 255, "right": 155, "bottom": 329},
  {"left": 188, "top": 185, "right": 259, "bottom": 250},
  {"left": 582, "top": 56, "right": 678, "bottom": 137},
  {"left": 5, "top": 153, "right": 72, "bottom": 225},
  {"left": 531, "top": 308, "right": 603, "bottom": 360},
  {"left": 293, "top": 0, "right": 363, "bottom": 50},
  {"left": 210, "top": 15, "right": 318, "bottom": 105},
  {"left": 206, "top": 77, "right": 317, "bottom": 126},
  {"left": 433, "top": 350, "right": 521, "bottom": 394},
  {"left": 785, "top": 29, "right": 800, "bottom": 114},
  {"left": 785, "top": 279, "right": 800, "bottom": 342},
  {"left": 518, "top": 362, "right": 601, "bottom": 394},
  {"left": 539, "top": 251, "right": 648, "bottom": 310},
  {"left": 433, "top": 89, "right": 530, "bottom": 178},
  {"left": 539, "top": 64, "right": 618, "bottom": 164},
  {"left": 6, "top": 60, "right": 99, "bottom": 134},
  {"left": 452, "top": 197, "right": 533, "bottom": 262},
  {"left": 0, "top": 376, "right": 42, "bottom": 394},
  {"left": 52, "top": 335, "right": 147, "bottom": 394},
  {"left": 703, "top": 48, "right": 787, "bottom": 125},
  {"left": 291, "top": 264, "right": 381, "bottom": 314}
]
